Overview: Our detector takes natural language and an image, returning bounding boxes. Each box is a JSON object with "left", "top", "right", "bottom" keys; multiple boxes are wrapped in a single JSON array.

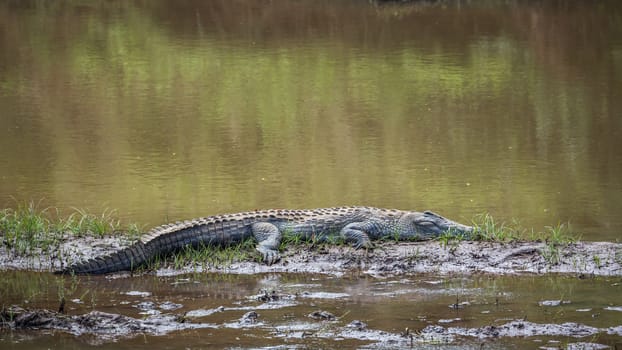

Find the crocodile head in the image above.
[{"left": 399, "top": 210, "right": 472, "bottom": 239}]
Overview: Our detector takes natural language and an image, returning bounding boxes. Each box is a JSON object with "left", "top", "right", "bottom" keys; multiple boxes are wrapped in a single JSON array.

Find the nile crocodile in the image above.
[{"left": 57, "top": 207, "right": 472, "bottom": 274}]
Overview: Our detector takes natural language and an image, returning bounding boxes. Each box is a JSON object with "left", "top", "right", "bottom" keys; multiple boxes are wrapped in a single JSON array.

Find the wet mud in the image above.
[
  {"left": 232, "top": 240, "right": 622, "bottom": 277},
  {"left": 1, "top": 239, "right": 622, "bottom": 347},
  {"left": 3, "top": 236, "right": 619, "bottom": 277},
  {"left": 1, "top": 305, "right": 213, "bottom": 341},
  {"left": 2, "top": 299, "right": 621, "bottom": 348}
]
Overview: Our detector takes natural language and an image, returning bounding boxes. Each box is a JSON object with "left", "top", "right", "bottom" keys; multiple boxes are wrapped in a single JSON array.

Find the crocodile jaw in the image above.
[{"left": 407, "top": 210, "right": 473, "bottom": 239}]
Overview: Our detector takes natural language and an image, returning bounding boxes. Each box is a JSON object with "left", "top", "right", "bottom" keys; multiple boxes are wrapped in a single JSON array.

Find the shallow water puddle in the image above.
[{"left": 1, "top": 271, "right": 621, "bottom": 348}]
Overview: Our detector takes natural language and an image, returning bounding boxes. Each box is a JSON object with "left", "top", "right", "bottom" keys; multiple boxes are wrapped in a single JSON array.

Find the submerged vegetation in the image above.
[{"left": 1, "top": 202, "right": 581, "bottom": 269}]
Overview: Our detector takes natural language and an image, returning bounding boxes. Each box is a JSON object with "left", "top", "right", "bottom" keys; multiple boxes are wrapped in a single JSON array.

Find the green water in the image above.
[
  {"left": 0, "top": 0, "right": 620, "bottom": 240},
  {"left": 1, "top": 1, "right": 622, "bottom": 348}
]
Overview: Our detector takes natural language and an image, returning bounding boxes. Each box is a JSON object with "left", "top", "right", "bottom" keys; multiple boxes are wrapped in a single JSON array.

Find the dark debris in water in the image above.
[
  {"left": 240, "top": 311, "right": 259, "bottom": 324},
  {"left": 1, "top": 305, "right": 620, "bottom": 348},
  {"left": 423, "top": 320, "right": 602, "bottom": 338},
  {"left": 346, "top": 320, "right": 368, "bottom": 330},
  {"left": 0, "top": 305, "right": 215, "bottom": 342},
  {"left": 255, "top": 289, "right": 294, "bottom": 302},
  {"left": 307, "top": 310, "right": 336, "bottom": 321}
]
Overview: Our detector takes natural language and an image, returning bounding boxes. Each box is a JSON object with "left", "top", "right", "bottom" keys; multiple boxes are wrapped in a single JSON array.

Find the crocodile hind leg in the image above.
[
  {"left": 252, "top": 222, "right": 282, "bottom": 265},
  {"left": 340, "top": 222, "right": 375, "bottom": 249}
]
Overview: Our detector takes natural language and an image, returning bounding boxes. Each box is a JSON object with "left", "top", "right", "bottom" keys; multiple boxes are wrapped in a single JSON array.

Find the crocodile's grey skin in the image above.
[{"left": 57, "top": 207, "right": 472, "bottom": 274}]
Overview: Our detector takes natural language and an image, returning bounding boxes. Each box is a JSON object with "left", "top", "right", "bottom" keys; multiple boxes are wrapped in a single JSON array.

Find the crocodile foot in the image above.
[{"left": 256, "top": 246, "right": 281, "bottom": 265}]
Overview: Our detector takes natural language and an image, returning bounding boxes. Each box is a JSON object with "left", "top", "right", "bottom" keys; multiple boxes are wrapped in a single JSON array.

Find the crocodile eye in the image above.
[{"left": 423, "top": 211, "right": 443, "bottom": 219}]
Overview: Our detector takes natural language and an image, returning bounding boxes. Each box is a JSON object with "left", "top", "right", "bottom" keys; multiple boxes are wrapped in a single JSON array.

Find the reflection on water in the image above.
[
  {"left": 0, "top": 271, "right": 621, "bottom": 348},
  {"left": 0, "top": 0, "right": 621, "bottom": 239}
]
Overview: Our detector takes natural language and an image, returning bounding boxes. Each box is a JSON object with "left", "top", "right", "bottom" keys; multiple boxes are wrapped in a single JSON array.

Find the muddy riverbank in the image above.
[
  {"left": 2, "top": 270, "right": 622, "bottom": 348},
  {"left": 201, "top": 240, "right": 622, "bottom": 278},
  {"left": 2, "top": 239, "right": 622, "bottom": 347},
  {"left": 1, "top": 237, "right": 621, "bottom": 277}
]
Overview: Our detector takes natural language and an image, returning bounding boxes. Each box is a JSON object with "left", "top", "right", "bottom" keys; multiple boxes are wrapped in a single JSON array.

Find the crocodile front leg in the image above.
[
  {"left": 340, "top": 222, "right": 375, "bottom": 249},
  {"left": 252, "top": 222, "right": 282, "bottom": 265}
]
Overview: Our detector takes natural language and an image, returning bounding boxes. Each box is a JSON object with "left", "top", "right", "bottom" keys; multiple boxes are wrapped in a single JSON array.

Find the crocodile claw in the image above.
[
  {"left": 264, "top": 251, "right": 281, "bottom": 265},
  {"left": 257, "top": 247, "right": 281, "bottom": 265},
  {"left": 353, "top": 240, "right": 374, "bottom": 250}
]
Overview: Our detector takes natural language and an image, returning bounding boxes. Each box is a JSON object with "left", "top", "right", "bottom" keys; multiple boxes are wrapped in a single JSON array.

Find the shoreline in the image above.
[
  {"left": 166, "top": 240, "right": 622, "bottom": 277},
  {"left": 1, "top": 237, "right": 621, "bottom": 277}
]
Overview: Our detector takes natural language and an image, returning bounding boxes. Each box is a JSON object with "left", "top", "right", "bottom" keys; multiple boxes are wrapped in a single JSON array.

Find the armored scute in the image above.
[{"left": 58, "top": 207, "right": 472, "bottom": 274}]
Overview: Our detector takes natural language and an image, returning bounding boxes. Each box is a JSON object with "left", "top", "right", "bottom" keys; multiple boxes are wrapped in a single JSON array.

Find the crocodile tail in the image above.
[{"left": 55, "top": 242, "right": 148, "bottom": 275}]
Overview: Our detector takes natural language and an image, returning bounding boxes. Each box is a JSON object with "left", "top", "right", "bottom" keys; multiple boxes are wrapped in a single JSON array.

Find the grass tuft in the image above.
[
  {"left": 146, "top": 239, "right": 258, "bottom": 271},
  {"left": 69, "top": 207, "right": 122, "bottom": 237},
  {"left": 468, "top": 213, "right": 578, "bottom": 244},
  {"left": 465, "top": 213, "right": 579, "bottom": 266},
  {"left": 469, "top": 213, "right": 523, "bottom": 242},
  {"left": 0, "top": 201, "right": 140, "bottom": 256},
  {"left": 544, "top": 223, "right": 578, "bottom": 245}
]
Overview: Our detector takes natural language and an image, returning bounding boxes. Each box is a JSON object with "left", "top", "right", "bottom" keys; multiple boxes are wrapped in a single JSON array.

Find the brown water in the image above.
[
  {"left": 1, "top": 1, "right": 622, "bottom": 348},
  {"left": 0, "top": 0, "right": 621, "bottom": 240},
  {"left": 1, "top": 271, "right": 621, "bottom": 348}
]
